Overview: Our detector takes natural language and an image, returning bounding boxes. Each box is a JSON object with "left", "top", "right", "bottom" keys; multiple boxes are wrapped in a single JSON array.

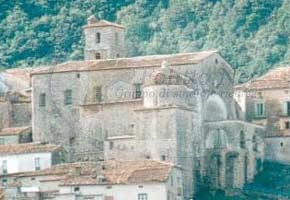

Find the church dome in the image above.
[{"left": 145, "top": 61, "right": 185, "bottom": 86}]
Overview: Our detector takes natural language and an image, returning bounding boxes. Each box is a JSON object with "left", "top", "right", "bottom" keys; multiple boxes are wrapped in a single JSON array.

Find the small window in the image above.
[
  {"left": 252, "top": 135, "right": 258, "bottom": 152},
  {"left": 39, "top": 93, "right": 46, "bottom": 107},
  {"left": 35, "top": 157, "right": 40, "bottom": 171},
  {"left": 64, "top": 89, "right": 72, "bottom": 105},
  {"left": 161, "top": 155, "right": 166, "bottom": 161},
  {"left": 255, "top": 102, "right": 265, "bottom": 117},
  {"left": 134, "top": 83, "right": 142, "bottom": 99},
  {"left": 286, "top": 122, "right": 290, "bottom": 129},
  {"left": 138, "top": 193, "right": 148, "bottom": 200},
  {"left": 0, "top": 138, "right": 4, "bottom": 145},
  {"left": 109, "top": 141, "right": 114, "bottom": 150},
  {"left": 2, "top": 179, "right": 7, "bottom": 186},
  {"left": 95, "top": 86, "right": 102, "bottom": 102},
  {"left": 96, "top": 32, "right": 101, "bottom": 44},
  {"left": 2, "top": 160, "right": 7, "bottom": 174},
  {"left": 170, "top": 175, "right": 174, "bottom": 186},
  {"left": 69, "top": 137, "right": 75, "bottom": 146},
  {"left": 115, "top": 32, "right": 119, "bottom": 45},
  {"left": 281, "top": 142, "right": 284, "bottom": 147},
  {"left": 74, "top": 187, "right": 80, "bottom": 192},
  {"left": 240, "top": 130, "right": 246, "bottom": 149},
  {"left": 95, "top": 52, "right": 101, "bottom": 60}
]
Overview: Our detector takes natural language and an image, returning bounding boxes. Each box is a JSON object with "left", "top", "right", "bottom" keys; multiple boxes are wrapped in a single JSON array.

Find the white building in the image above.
[
  {"left": 0, "top": 143, "right": 63, "bottom": 177},
  {"left": 2, "top": 160, "right": 183, "bottom": 200}
]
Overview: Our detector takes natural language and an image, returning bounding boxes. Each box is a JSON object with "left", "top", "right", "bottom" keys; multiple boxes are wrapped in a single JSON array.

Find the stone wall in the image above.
[
  {"left": 264, "top": 136, "right": 290, "bottom": 163},
  {"left": 84, "top": 26, "right": 125, "bottom": 60}
]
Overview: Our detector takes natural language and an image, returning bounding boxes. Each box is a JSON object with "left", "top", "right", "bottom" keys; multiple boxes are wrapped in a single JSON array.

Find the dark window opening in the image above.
[
  {"left": 95, "top": 86, "right": 102, "bottom": 102},
  {"left": 77, "top": 73, "right": 80, "bottom": 78},
  {"left": 64, "top": 89, "right": 72, "bottom": 105},
  {"left": 215, "top": 58, "right": 218, "bottom": 64},
  {"left": 96, "top": 32, "right": 101, "bottom": 44},
  {"left": 287, "top": 102, "right": 290, "bottom": 116},
  {"left": 2, "top": 160, "right": 7, "bottom": 174},
  {"left": 240, "top": 131, "right": 246, "bottom": 149},
  {"left": 134, "top": 83, "right": 142, "bottom": 99},
  {"left": 138, "top": 193, "right": 148, "bottom": 200},
  {"left": 95, "top": 52, "right": 101, "bottom": 59},
  {"left": 286, "top": 122, "right": 290, "bottom": 129},
  {"left": 281, "top": 142, "right": 284, "bottom": 147},
  {"left": 39, "top": 93, "right": 46, "bottom": 107},
  {"left": 161, "top": 155, "right": 166, "bottom": 161},
  {"left": 69, "top": 137, "right": 75, "bottom": 146},
  {"left": 109, "top": 142, "right": 114, "bottom": 150},
  {"left": 2, "top": 179, "right": 7, "bottom": 186},
  {"left": 74, "top": 187, "right": 80, "bottom": 192},
  {"left": 252, "top": 135, "right": 258, "bottom": 152}
]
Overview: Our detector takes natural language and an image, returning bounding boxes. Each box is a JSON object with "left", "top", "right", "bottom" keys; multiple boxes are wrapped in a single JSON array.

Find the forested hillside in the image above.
[{"left": 0, "top": 0, "right": 290, "bottom": 83}]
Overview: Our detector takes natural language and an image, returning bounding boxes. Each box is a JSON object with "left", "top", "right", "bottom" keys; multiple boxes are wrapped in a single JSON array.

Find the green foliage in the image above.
[{"left": 0, "top": 0, "right": 290, "bottom": 83}]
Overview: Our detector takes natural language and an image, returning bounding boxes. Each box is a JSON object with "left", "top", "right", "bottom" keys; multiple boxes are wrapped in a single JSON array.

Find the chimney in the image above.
[{"left": 69, "top": 166, "right": 82, "bottom": 176}]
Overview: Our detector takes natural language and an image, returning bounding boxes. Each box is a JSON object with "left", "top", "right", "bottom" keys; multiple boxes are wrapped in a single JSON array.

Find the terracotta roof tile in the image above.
[
  {"left": 83, "top": 19, "right": 125, "bottom": 29},
  {"left": 235, "top": 66, "right": 290, "bottom": 91},
  {"left": 16, "top": 160, "right": 174, "bottom": 186},
  {"left": 0, "top": 143, "right": 62, "bottom": 155},
  {"left": 0, "top": 126, "right": 31, "bottom": 136},
  {"left": 31, "top": 51, "right": 217, "bottom": 75}
]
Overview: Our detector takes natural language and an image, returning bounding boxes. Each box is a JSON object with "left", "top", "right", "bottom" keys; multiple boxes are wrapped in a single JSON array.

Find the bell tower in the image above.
[{"left": 83, "top": 15, "right": 126, "bottom": 60}]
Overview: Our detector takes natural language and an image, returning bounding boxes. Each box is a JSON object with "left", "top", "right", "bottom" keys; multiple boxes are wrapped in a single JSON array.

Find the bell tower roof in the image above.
[{"left": 84, "top": 15, "right": 124, "bottom": 29}]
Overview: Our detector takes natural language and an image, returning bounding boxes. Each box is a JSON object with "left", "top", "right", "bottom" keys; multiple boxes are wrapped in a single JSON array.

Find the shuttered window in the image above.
[
  {"left": 64, "top": 89, "right": 72, "bottom": 105},
  {"left": 255, "top": 102, "right": 265, "bottom": 117},
  {"left": 39, "top": 93, "right": 46, "bottom": 107},
  {"left": 95, "top": 86, "right": 102, "bottom": 102}
]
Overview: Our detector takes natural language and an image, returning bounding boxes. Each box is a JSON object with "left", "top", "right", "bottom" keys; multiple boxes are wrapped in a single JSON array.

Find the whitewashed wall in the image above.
[{"left": 0, "top": 152, "right": 52, "bottom": 174}]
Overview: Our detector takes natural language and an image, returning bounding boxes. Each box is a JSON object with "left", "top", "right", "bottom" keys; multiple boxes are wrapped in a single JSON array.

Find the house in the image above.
[
  {"left": 234, "top": 66, "right": 290, "bottom": 163},
  {"left": 0, "top": 143, "right": 64, "bottom": 178},
  {"left": 2, "top": 160, "right": 183, "bottom": 200}
]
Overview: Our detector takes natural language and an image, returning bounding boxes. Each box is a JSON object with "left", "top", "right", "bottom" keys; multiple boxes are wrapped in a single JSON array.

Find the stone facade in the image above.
[
  {"left": 27, "top": 17, "right": 266, "bottom": 199},
  {"left": 84, "top": 15, "right": 125, "bottom": 60}
]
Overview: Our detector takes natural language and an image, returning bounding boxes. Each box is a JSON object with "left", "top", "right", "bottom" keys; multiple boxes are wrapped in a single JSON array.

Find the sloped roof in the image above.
[
  {"left": 16, "top": 160, "right": 174, "bottom": 185},
  {"left": 0, "top": 126, "right": 31, "bottom": 136},
  {"left": 31, "top": 50, "right": 217, "bottom": 75},
  {"left": 83, "top": 19, "right": 125, "bottom": 29},
  {"left": 0, "top": 143, "right": 62, "bottom": 155},
  {"left": 235, "top": 66, "right": 290, "bottom": 91},
  {"left": 0, "top": 68, "right": 32, "bottom": 95}
]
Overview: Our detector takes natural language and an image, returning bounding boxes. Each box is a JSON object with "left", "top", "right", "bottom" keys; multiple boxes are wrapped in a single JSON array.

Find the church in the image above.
[{"left": 26, "top": 16, "right": 265, "bottom": 199}]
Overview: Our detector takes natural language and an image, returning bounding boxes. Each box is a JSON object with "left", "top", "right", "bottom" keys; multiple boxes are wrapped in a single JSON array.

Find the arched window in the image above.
[
  {"left": 240, "top": 130, "right": 245, "bottom": 149},
  {"left": 96, "top": 32, "right": 101, "bottom": 44}
]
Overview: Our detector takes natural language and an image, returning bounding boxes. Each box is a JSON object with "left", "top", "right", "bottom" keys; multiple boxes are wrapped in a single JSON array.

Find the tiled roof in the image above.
[
  {"left": 16, "top": 162, "right": 97, "bottom": 177},
  {"left": 235, "top": 66, "right": 290, "bottom": 91},
  {"left": 0, "top": 126, "right": 31, "bottom": 136},
  {"left": 0, "top": 68, "right": 33, "bottom": 95},
  {"left": 16, "top": 160, "right": 174, "bottom": 185},
  {"left": 83, "top": 19, "right": 125, "bottom": 29},
  {"left": 0, "top": 143, "right": 62, "bottom": 155},
  {"left": 31, "top": 50, "right": 217, "bottom": 75},
  {"left": 61, "top": 160, "right": 173, "bottom": 186}
]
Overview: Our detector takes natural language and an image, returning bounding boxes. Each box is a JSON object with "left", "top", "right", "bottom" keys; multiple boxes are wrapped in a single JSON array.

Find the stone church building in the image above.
[{"left": 29, "top": 16, "right": 265, "bottom": 198}]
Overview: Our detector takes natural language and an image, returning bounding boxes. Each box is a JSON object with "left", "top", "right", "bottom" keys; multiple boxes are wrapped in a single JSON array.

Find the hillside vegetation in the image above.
[{"left": 0, "top": 0, "right": 290, "bottom": 82}]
